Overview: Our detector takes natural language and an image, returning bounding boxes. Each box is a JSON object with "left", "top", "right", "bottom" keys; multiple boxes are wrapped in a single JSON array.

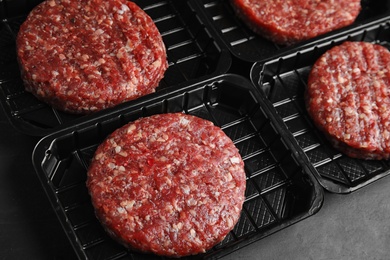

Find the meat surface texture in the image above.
[
  {"left": 17, "top": 0, "right": 168, "bottom": 114},
  {"left": 230, "top": 0, "right": 361, "bottom": 45},
  {"left": 306, "top": 41, "right": 390, "bottom": 160},
  {"left": 86, "top": 113, "right": 246, "bottom": 257}
]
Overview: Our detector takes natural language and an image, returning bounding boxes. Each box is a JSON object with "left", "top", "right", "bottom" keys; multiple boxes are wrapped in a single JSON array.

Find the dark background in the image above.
[{"left": 0, "top": 106, "right": 76, "bottom": 259}]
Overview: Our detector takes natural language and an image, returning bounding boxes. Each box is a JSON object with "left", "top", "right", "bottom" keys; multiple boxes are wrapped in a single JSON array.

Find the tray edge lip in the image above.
[
  {"left": 31, "top": 72, "right": 325, "bottom": 260},
  {"left": 249, "top": 16, "right": 390, "bottom": 194},
  {"left": 0, "top": 0, "right": 234, "bottom": 137}
]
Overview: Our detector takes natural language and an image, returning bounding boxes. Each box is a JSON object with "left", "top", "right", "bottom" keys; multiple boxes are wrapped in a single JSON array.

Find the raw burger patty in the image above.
[
  {"left": 17, "top": 0, "right": 168, "bottom": 114},
  {"left": 86, "top": 113, "right": 246, "bottom": 257},
  {"left": 230, "top": 0, "right": 361, "bottom": 45},
  {"left": 306, "top": 41, "right": 390, "bottom": 160}
]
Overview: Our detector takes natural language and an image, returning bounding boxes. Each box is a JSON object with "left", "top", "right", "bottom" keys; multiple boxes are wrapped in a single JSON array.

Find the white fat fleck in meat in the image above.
[
  {"left": 117, "top": 4, "right": 130, "bottom": 14},
  {"left": 124, "top": 40, "right": 134, "bottom": 52},
  {"left": 179, "top": 117, "right": 190, "bottom": 126},
  {"left": 157, "top": 133, "right": 169, "bottom": 142},
  {"left": 173, "top": 159, "right": 180, "bottom": 166},
  {"left": 227, "top": 180, "right": 236, "bottom": 189},
  {"left": 165, "top": 203, "right": 174, "bottom": 214},
  {"left": 337, "top": 74, "right": 346, "bottom": 84},
  {"left": 158, "top": 156, "right": 168, "bottom": 162},
  {"left": 25, "top": 45, "right": 34, "bottom": 51},
  {"left": 117, "top": 207, "right": 126, "bottom": 214},
  {"left": 224, "top": 172, "right": 233, "bottom": 182},
  {"left": 80, "top": 64, "right": 88, "bottom": 70},
  {"left": 344, "top": 106, "right": 355, "bottom": 116},
  {"left": 151, "top": 59, "right": 162, "bottom": 69},
  {"left": 172, "top": 199, "right": 182, "bottom": 212},
  {"left": 223, "top": 215, "right": 234, "bottom": 228},
  {"left": 190, "top": 229, "right": 196, "bottom": 238},
  {"left": 81, "top": 54, "right": 89, "bottom": 61},
  {"left": 181, "top": 185, "right": 190, "bottom": 195},
  {"left": 118, "top": 151, "right": 128, "bottom": 157},
  {"left": 352, "top": 67, "right": 361, "bottom": 76},
  {"left": 130, "top": 75, "right": 139, "bottom": 87},
  {"left": 127, "top": 124, "right": 136, "bottom": 133},
  {"left": 229, "top": 156, "right": 241, "bottom": 164},
  {"left": 186, "top": 197, "right": 197, "bottom": 207},
  {"left": 189, "top": 209, "right": 197, "bottom": 217},
  {"left": 116, "top": 47, "right": 126, "bottom": 59},
  {"left": 120, "top": 200, "right": 135, "bottom": 211},
  {"left": 94, "top": 152, "right": 104, "bottom": 160},
  {"left": 383, "top": 130, "right": 390, "bottom": 140},
  {"left": 115, "top": 146, "right": 122, "bottom": 153},
  {"left": 172, "top": 222, "right": 183, "bottom": 231},
  {"left": 360, "top": 142, "right": 368, "bottom": 148},
  {"left": 94, "top": 29, "right": 104, "bottom": 36},
  {"left": 108, "top": 162, "right": 116, "bottom": 169}
]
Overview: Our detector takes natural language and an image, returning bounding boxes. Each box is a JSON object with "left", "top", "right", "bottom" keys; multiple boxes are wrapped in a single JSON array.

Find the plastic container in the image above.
[
  {"left": 32, "top": 74, "right": 323, "bottom": 260},
  {"left": 251, "top": 18, "right": 390, "bottom": 193},
  {"left": 192, "top": 0, "right": 390, "bottom": 65},
  {"left": 0, "top": 0, "right": 231, "bottom": 136}
]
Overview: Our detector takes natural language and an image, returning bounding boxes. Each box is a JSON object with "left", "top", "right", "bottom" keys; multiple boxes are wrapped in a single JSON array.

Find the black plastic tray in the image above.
[
  {"left": 192, "top": 0, "right": 390, "bottom": 65},
  {"left": 251, "top": 18, "right": 390, "bottom": 194},
  {"left": 0, "top": 0, "right": 231, "bottom": 136},
  {"left": 32, "top": 74, "right": 323, "bottom": 260}
]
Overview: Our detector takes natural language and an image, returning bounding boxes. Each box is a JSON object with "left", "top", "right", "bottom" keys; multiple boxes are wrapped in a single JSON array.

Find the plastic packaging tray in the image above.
[
  {"left": 251, "top": 18, "right": 390, "bottom": 194},
  {"left": 192, "top": 0, "right": 390, "bottom": 65},
  {"left": 0, "top": 0, "right": 231, "bottom": 136},
  {"left": 32, "top": 74, "right": 323, "bottom": 260}
]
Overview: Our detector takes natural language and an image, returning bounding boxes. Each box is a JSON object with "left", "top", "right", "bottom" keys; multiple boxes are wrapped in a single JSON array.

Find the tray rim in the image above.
[
  {"left": 32, "top": 73, "right": 324, "bottom": 260},
  {"left": 0, "top": 0, "right": 233, "bottom": 137},
  {"left": 191, "top": 0, "right": 390, "bottom": 63},
  {"left": 250, "top": 17, "right": 390, "bottom": 194}
]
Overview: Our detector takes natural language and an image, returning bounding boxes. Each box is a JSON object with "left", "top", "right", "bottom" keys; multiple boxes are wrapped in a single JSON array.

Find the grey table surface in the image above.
[{"left": 224, "top": 176, "right": 390, "bottom": 260}]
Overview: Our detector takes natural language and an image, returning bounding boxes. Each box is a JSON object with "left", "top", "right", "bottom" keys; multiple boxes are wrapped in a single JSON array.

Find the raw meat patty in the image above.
[
  {"left": 230, "top": 0, "right": 361, "bottom": 45},
  {"left": 16, "top": 0, "right": 168, "bottom": 114},
  {"left": 306, "top": 41, "right": 390, "bottom": 160},
  {"left": 86, "top": 113, "right": 246, "bottom": 257}
]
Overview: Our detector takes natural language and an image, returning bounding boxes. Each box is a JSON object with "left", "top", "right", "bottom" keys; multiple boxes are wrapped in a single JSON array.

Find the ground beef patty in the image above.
[
  {"left": 230, "top": 0, "right": 361, "bottom": 45},
  {"left": 86, "top": 113, "right": 246, "bottom": 257},
  {"left": 306, "top": 41, "right": 390, "bottom": 160},
  {"left": 16, "top": 0, "right": 168, "bottom": 114}
]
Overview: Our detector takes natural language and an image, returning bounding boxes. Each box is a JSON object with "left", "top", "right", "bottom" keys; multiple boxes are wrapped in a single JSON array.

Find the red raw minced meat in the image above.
[
  {"left": 86, "top": 113, "right": 247, "bottom": 257},
  {"left": 306, "top": 41, "right": 390, "bottom": 160},
  {"left": 230, "top": 0, "right": 361, "bottom": 45},
  {"left": 17, "top": 0, "right": 168, "bottom": 114}
]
